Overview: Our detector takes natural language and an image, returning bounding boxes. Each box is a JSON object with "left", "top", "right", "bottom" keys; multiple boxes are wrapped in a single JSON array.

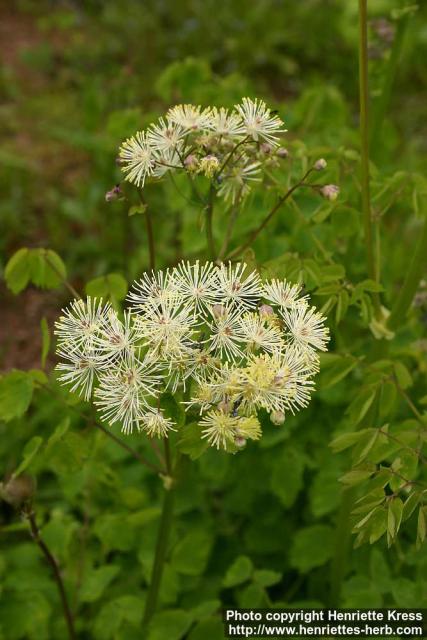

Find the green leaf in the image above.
[
  {"left": 222, "top": 555, "right": 253, "bottom": 588},
  {"left": 379, "top": 381, "right": 396, "bottom": 419},
  {"left": 4, "top": 248, "right": 31, "bottom": 294},
  {"left": 80, "top": 565, "right": 120, "bottom": 603},
  {"left": 289, "top": 525, "right": 334, "bottom": 572},
  {"left": 387, "top": 497, "right": 403, "bottom": 545},
  {"left": 416, "top": 506, "right": 426, "bottom": 547},
  {"left": 172, "top": 530, "right": 213, "bottom": 576},
  {"left": 356, "top": 429, "right": 379, "bottom": 463},
  {"left": 402, "top": 491, "right": 420, "bottom": 521},
  {"left": 319, "top": 357, "right": 358, "bottom": 389},
  {"left": 86, "top": 273, "right": 128, "bottom": 301},
  {"left": 394, "top": 362, "right": 412, "bottom": 389},
  {"left": 177, "top": 422, "right": 209, "bottom": 460},
  {"left": 340, "top": 464, "right": 376, "bottom": 486},
  {"left": 128, "top": 203, "right": 147, "bottom": 216},
  {"left": 270, "top": 446, "right": 305, "bottom": 508},
  {"left": 0, "top": 370, "right": 34, "bottom": 422},
  {"left": 40, "top": 317, "right": 50, "bottom": 368},
  {"left": 330, "top": 430, "right": 369, "bottom": 453},
  {"left": 368, "top": 507, "right": 388, "bottom": 544},
  {"left": 318, "top": 263, "right": 345, "bottom": 282},
  {"left": 252, "top": 569, "right": 282, "bottom": 587},
  {"left": 93, "top": 595, "right": 144, "bottom": 640},
  {"left": 160, "top": 393, "right": 185, "bottom": 427},
  {"left": 94, "top": 514, "right": 136, "bottom": 552},
  {"left": 13, "top": 436, "right": 43, "bottom": 477},
  {"left": 148, "top": 610, "right": 193, "bottom": 640},
  {"left": 187, "top": 619, "right": 224, "bottom": 640},
  {"left": 4, "top": 248, "right": 66, "bottom": 293},
  {"left": 347, "top": 387, "right": 377, "bottom": 425}
]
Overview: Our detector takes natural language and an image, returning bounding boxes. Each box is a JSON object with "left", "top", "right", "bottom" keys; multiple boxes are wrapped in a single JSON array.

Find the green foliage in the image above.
[
  {"left": 5, "top": 248, "right": 66, "bottom": 294},
  {"left": 85, "top": 273, "right": 128, "bottom": 301},
  {"left": 0, "top": 371, "right": 34, "bottom": 422}
]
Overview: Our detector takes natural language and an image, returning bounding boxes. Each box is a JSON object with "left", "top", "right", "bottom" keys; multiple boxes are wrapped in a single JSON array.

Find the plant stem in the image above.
[
  {"left": 329, "top": 487, "right": 356, "bottom": 606},
  {"left": 143, "top": 440, "right": 179, "bottom": 627},
  {"left": 358, "top": 0, "right": 381, "bottom": 315},
  {"left": 370, "top": 12, "right": 410, "bottom": 156},
  {"left": 205, "top": 184, "right": 216, "bottom": 259},
  {"left": 388, "top": 213, "right": 427, "bottom": 330},
  {"left": 23, "top": 507, "right": 76, "bottom": 640},
  {"left": 139, "top": 193, "right": 156, "bottom": 271},
  {"left": 226, "top": 168, "right": 313, "bottom": 260},
  {"left": 45, "top": 254, "right": 80, "bottom": 300}
]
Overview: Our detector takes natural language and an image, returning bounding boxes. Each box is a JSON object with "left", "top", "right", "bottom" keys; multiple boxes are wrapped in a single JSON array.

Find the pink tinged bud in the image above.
[
  {"left": 314, "top": 158, "right": 327, "bottom": 171},
  {"left": 276, "top": 147, "right": 289, "bottom": 158},
  {"left": 260, "top": 143, "right": 273, "bottom": 154},
  {"left": 184, "top": 154, "right": 198, "bottom": 168},
  {"left": 218, "top": 400, "right": 232, "bottom": 414},
  {"left": 320, "top": 184, "right": 339, "bottom": 201},
  {"left": 259, "top": 304, "right": 275, "bottom": 319},
  {"left": 234, "top": 436, "right": 247, "bottom": 448},
  {"left": 105, "top": 184, "right": 123, "bottom": 202},
  {"left": 212, "top": 304, "right": 227, "bottom": 319},
  {"left": 270, "top": 410, "right": 286, "bottom": 426}
]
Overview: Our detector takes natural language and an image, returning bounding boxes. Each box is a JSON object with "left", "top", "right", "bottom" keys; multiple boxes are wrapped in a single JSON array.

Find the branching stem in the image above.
[{"left": 22, "top": 507, "right": 76, "bottom": 640}]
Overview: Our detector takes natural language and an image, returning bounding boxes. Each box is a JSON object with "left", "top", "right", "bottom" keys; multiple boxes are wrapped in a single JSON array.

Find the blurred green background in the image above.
[{"left": 1, "top": 1, "right": 427, "bottom": 639}]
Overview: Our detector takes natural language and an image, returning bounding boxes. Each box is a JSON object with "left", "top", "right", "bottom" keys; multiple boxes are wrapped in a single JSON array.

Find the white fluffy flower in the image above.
[
  {"left": 55, "top": 297, "right": 111, "bottom": 350},
  {"left": 55, "top": 262, "right": 329, "bottom": 443},
  {"left": 217, "top": 162, "right": 261, "bottom": 203},
  {"left": 281, "top": 305, "right": 330, "bottom": 352},
  {"left": 207, "top": 107, "right": 245, "bottom": 137},
  {"left": 167, "top": 104, "right": 212, "bottom": 132},
  {"left": 217, "top": 262, "right": 263, "bottom": 309},
  {"left": 235, "top": 97, "right": 286, "bottom": 145},
  {"left": 147, "top": 118, "right": 186, "bottom": 153},
  {"left": 95, "top": 354, "right": 161, "bottom": 434},
  {"left": 119, "top": 131, "right": 156, "bottom": 187},
  {"left": 263, "top": 280, "right": 307, "bottom": 309},
  {"left": 56, "top": 344, "right": 104, "bottom": 401},
  {"left": 141, "top": 410, "right": 176, "bottom": 438},
  {"left": 171, "top": 260, "right": 219, "bottom": 312}
]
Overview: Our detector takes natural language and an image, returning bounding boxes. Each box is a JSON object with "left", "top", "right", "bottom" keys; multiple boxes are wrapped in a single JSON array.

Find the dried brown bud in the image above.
[
  {"left": 276, "top": 147, "right": 289, "bottom": 159},
  {"left": 0, "top": 475, "right": 36, "bottom": 507}
]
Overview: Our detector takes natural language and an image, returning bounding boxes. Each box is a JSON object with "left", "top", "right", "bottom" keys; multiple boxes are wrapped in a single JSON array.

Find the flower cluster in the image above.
[
  {"left": 118, "top": 98, "right": 287, "bottom": 204},
  {"left": 55, "top": 262, "right": 329, "bottom": 450}
]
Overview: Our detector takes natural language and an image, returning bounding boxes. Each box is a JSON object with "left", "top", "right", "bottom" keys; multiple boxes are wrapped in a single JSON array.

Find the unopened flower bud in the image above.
[
  {"left": 234, "top": 436, "right": 247, "bottom": 448},
  {"left": 218, "top": 400, "right": 232, "bottom": 414},
  {"left": 0, "top": 475, "right": 36, "bottom": 507},
  {"left": 212, "top": 304, "right": 227, "bottom": 319},
  {"left": 314, "top": 158, "right": 327, "bottom": 171},
  {"left": 259, "top": 304, "right": 275, "bottom": 319},
  {"left": 270, "top": 410, "right": 286, "bottom": 426},
  {"left": 260, "top": 143, "right": 273, "bottom": 155},
  {"left": 276, "top": 147, "right": 289, "bottom": 159},
  {"left": 184, "top": 154, "right": 199, "bottom": 173},
  {"left": 320, "top": 184, "right": 339, "bottom": 201},
  {"left": 199, "top": 155, "right": 220, "bottom": 178},
  {"left": 105, "top": 184, "right": 123, "bottom": 202}
]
